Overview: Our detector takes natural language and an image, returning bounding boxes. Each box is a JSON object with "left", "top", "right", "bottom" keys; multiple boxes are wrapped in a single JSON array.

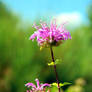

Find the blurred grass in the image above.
[{"left": 0, "top": 1, "right": 92, "bottom": 92}]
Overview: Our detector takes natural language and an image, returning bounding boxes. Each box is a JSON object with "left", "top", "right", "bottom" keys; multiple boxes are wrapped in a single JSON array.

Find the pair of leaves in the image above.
[
  {"left": 48, "top": 59, "right": 62, "bottom": 66},
  {"left": 51, "top": 82, "right": 71, "bottom": 87}
]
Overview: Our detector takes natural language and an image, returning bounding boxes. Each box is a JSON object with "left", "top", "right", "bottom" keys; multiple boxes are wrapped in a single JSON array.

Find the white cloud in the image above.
[{"left": 54, "top": 12, "right": 83, "bottom": 27}]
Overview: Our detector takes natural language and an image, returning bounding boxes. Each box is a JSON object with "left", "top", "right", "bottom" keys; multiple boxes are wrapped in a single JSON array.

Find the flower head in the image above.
[
  {"left": 25, "top": 78, "right": 50, "bottom": 92},
  {"left": 30, "top": 19, "right": 71, "bottom": 47}
]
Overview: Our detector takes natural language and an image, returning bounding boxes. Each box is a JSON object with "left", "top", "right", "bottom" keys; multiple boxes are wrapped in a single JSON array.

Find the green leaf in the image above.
[
  {"left": 59, "top": 82, "right": 72, "bottom": 87},
  {"left": 51, "top": 83, "right": 58, "bottom": 87},
  {"left": 63, "top": 82, "right": 72, "bottom": 86},
  {"left": 55, "top": 59, "right": 62, "bottom": 65},
  {"left": 48, "top": 62, "right": 55, "bottom": 66}
]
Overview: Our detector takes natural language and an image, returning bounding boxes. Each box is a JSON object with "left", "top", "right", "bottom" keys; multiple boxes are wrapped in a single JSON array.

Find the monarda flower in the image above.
[
  {"left": 30, "top": 19, "right": 71, "bottom": 47},
  {"left": 25, "top": 78, "right": 50, "bottom": 92}
]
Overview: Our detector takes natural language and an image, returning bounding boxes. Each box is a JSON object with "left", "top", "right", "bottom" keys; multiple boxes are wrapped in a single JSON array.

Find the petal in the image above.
[
  {"left": 40, "top": 83, "right": 51, "bottom": 89},
  {"left": 35, "top": 78, "right": 40, "bottom": 88},
  {"left": 30, "top": 90, "right": 33, "bottom": 92},
  {"left": 26, "top": 90, "right": 29, "bottom": 92},
  {"left": 25, "top": 83, "right": 36, "bottom": 89},
  {"left": 32, "top": 23, "right": 39, "bottom": 29},
  {"left": 26, "top": 90, "right": 33, "bottom": 92},
  {"left": 29, "top": 33, "right": 37, "bottom": 40}
]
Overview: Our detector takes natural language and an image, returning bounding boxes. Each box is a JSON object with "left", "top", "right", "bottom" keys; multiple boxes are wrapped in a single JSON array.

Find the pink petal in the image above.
[
  {"left": 25, "top": 83, "right": 36, "bottom": 89},
  {"left": 35, "top": 78, "right": 40, "bottom": 88},
  {"left": 41, "top": 83, "right": 51, "bottom": 89}
]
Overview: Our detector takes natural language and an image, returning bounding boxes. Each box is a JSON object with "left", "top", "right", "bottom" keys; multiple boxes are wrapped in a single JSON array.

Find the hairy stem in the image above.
[{"left": 50, "top": 46, "right": 60, "bottom": 92}]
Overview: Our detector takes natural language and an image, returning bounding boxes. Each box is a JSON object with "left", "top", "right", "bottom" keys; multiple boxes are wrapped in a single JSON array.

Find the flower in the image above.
[
  {"left": 30, "top": 19, "right": 71, "bottom": 47},
  {"left": 25, "top": 78, "right": 50, "bottom": 92}
]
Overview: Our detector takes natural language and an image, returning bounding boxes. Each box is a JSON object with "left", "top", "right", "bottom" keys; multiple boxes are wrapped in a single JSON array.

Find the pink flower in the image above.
[
  {"left": 30, "top": 19, "right": 71, "bottom": 47},
  {"left": 25, "top": 78, "right": 50, "bottom": 91}
]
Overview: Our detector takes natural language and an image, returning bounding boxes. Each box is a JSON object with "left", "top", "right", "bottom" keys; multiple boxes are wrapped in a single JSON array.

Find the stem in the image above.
[{"left": 50, "top": 46, "right": 60, "bottom": 92}]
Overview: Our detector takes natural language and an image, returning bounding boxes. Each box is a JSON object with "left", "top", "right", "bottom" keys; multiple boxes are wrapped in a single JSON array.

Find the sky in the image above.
[{"left": 3, "top": 0, "right": 91, "bottom": 25}]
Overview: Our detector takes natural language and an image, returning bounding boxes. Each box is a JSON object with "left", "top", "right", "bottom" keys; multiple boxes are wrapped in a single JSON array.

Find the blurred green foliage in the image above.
[
  {"left": 66, "top": 78, "right": 86, "bottom": 92},
  {"left": 0, "top": 1, "right": 92, "bottom": 92}
]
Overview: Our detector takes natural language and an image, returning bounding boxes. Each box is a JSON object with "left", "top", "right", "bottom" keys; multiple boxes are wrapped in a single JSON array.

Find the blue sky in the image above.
[{"left": 3, "top": 0, "right": 91, "bottom": 22}]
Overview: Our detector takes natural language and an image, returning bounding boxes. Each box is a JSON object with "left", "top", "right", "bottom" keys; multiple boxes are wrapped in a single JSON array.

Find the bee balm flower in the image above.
[
  {"left": 25, "top": 78, "right": 50, "bottom": 92},
  {"left": 30, "top": 19, "right": 71, "bottom": 47}
]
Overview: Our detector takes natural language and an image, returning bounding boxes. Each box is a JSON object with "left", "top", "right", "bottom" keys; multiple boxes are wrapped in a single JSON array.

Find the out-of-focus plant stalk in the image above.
[{"left": 50, "top": 46, "right": 61, "bottom": 92}]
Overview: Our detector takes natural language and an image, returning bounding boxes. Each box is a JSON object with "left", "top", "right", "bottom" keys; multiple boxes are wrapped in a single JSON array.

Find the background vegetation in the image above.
[{"left": 0, "top": 1, "right": 92, "bottom": 92}]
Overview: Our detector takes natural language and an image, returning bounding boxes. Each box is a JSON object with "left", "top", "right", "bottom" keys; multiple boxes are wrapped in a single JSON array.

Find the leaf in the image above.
[
  {"left": 51, "top": 83, "right": 58, "bottom": 87},
  {"left": 63, "top": 82, "right": 72, "bottom": 86},
  {"left": 59, "top": 82, "right": 72, "bottom": 87},
  {"left": 55, "top": 59, "right": 62, "bottom": 65},
  {"left": 48, "top": 62, "right": 55, "bottom": 66}
]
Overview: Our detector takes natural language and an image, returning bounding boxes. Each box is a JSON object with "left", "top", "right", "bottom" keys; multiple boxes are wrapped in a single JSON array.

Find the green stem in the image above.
[{"left": 50, "top": 46, "right": 60, "bottom": 92}]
